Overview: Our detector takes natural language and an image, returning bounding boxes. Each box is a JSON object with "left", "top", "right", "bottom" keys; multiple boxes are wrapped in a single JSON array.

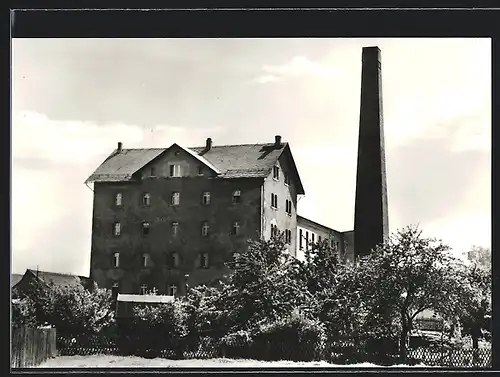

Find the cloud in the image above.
[
  {"left": 255, "top": 56, "right": 337, "bottom": 83},
  {"left": 11, "top": 110, "right": 217, "bottom": 276}
]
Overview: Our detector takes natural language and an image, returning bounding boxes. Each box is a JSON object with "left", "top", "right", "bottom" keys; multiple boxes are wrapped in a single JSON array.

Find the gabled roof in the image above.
[
  {"left": 11, "top": 273, "right": 23, "bottom": 288},
  {"left": 85, "top": 140, "right": 305, "bottom": 194},
  {"left": 25, "top": 269, "right": 90, "bottom": 289}
]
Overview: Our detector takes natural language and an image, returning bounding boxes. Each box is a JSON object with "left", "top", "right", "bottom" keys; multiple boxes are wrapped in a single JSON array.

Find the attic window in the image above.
[
  {"left": 170, "top": 164, "right": 181, "bottom": 177},
  {"left": 273, "top": 165, "right": 280, "bottom": 180},
  {"left": 150, "top": 167, "right": 156, "bottom": 177},
  {"left": 198, "top": 166, "right": 203, "bottom": 175},
  {"left": 232, "top": 190, "right": 241, "bottom": 204},
  {"left": 284, "top": 172, "right": 290, "bottom": 186}
]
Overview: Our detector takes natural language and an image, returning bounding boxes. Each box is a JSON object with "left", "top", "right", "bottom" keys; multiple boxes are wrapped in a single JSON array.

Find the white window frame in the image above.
[
  {"left": 273, "top": 165, "right": 280, "bottom": 180},
  {"left": 202, "top": 222, "right": 210, "bottom": 237},
  {"left": 115, "top": 193, "right": 122, "bottom": 206},
  {"left": 113, "top": 252, "right": 120, "bottom": 268},
  {"left": 201, "top": 253, "right": 209, "bottom": 268},
  {"left": 142, "top": 253, "right": 149, "bottom": 267},
  {"left": 171, "top": 192, "right": 180, "bottom": 206},
  {"left": 170, "top": 164, "right": 181, "bottom": 177},
  {"left": 142, "top": 222, "right": 150, "bottom": 236},
  {"left": 171, "top": 222, "right": 179, "bottom": 236},
  {"left": 232, "top": 221, "right": 240, "bottom": 236},
  {"left": 113, "top": 222, "right": 121, "bottom": 236},
  {"left": 232, "top": 190, "right": 241, "bottom": 203},
  {"left": 202, "top": 191, "right": 211, "bottom": 205},
  {"left": 169, "top": 284, "right": 178, "bottom": 296}
]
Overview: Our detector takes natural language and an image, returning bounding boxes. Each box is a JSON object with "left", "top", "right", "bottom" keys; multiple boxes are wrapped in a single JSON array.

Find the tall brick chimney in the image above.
[{"left": 353, "top": 46, "right": 389, "bottom": 260}]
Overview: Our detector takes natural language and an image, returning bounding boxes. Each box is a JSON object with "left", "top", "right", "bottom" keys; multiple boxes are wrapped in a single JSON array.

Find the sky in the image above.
[{"left": 11, "top": 38, "right": 491, "bottom": 277}]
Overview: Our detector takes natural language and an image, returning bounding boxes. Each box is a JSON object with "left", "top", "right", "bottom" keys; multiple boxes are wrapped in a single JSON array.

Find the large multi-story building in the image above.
[{"left": 85, "top": 136, "right": 306, "bottom": 296}]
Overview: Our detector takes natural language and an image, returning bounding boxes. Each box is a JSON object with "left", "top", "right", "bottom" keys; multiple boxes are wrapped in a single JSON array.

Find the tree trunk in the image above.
[{"left": 399, "top": 312, "right": 409, "bottom": 362}]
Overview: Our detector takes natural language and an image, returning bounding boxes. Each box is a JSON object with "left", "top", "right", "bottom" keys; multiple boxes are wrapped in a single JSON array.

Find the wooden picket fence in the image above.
[{"left": 11, "top": 327, "right": 57, "bottom": 368}]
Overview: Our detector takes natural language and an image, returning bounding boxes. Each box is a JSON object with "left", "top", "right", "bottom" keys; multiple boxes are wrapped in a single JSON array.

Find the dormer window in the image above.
[
  {"left": 232, "top": 190, "right": 241, "bottom": 204},
  {"left": 273, "top": 165, "right": 280, "bottom": 180},
  {"left": 142, "top": 193, "right": 151, "bottom": 206}
]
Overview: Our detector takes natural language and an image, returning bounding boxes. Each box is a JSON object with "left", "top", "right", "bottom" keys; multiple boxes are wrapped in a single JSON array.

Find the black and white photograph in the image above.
[{"left": 11, "top": 36, "right": 491, "bottom": 369}]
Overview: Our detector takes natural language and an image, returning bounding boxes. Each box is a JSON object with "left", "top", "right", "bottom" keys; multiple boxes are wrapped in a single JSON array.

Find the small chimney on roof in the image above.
[
  {"left": 206, "top": 138, "right": 212, "bottom": 151},
  {"left": 274, "top": 135, "right": 282, "bottom": 147},
  {"left": 117, "top": 142, "right": 123, "bottom": 153}
]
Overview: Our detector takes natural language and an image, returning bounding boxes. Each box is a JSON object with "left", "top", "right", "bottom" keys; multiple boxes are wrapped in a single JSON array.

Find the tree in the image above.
[
  {"left": 467, "top": 245, "right": 491, "bottom": 272},
  {"left": 355, "top": 225, "right": 467, "bottom": 360},
  {"left": 216, "top": 233, "right": 313, "bottom": 334}
]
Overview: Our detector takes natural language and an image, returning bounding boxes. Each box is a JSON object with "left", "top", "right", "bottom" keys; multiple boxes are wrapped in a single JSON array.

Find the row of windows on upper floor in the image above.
[
  {"left": 111, "top": 282, "right": 181, "bottom": 297},
  {"left": 112, "top": 220, "right": 243, "bottom": 237},
  {"left": 114, "top": 190, "right": 242, "bottom": 207},
  {"left": 113, "top": 191, "right": 293, "bottom": 215},
  {"left": 110, "top": 250, "right": 240, "bottom": 271},
  {"left": 298, "top": 228, "right": 341, "bottom": 251}
]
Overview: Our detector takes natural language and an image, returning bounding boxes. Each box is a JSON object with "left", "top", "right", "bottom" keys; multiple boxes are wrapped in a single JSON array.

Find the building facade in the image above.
[
  {"left": 296, "top": 215, "right": 354, "bottom": 263},
  {"left": 86, "top": 136, "right": 305, "bottom": 296}
]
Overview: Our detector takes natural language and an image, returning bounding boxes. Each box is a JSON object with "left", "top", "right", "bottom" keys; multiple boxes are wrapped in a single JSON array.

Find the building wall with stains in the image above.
[{"left": 90, "top": 153, "right": 263, "bottom": 295}]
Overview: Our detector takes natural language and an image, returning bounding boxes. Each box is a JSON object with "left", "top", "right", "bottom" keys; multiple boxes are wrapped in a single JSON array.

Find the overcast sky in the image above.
[{"left": 12, "top": 38, "right": 490, "bottom": 276}]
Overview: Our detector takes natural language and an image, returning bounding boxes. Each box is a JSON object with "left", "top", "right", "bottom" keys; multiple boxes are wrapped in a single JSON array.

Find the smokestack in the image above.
[
  {"left": 206, "top": 138, "right": 212, "bottom": 151},
  {"left": 117, "top": 142, "right": 123, "bottom": 153},
  {"left": 353, "top": 46, "right": 389, "bottom": 260},
  {"left": 274, "top": 135, "right": 282, "bottom": 147}
]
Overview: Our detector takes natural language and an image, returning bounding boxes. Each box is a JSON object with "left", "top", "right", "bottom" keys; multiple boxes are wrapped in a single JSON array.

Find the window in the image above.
[
  {"left": 271, "top": 224, "right": 278, "bottom": 238},
  {"left": 232, "top": 190, "right": 241, "bottom": 204},
  {"left": 319, "top": 235, "right": 322, "bottom": 243},
  {"left": 142, "top": 193, "right": 151, "bottom": 206},
  {"left": 285, "top": 200, "right": 292, "bottom": 215},
  {"left": 198, "top": 166, "right": 203, "bottom": 175},
  {"left": 232, "top": 252, "right": 241, "bottom": 267},
  {"left": 169, "top": 164, "right": 181, "bottom": 177},
  {"left": 202, "top": 192, "right": 211, "bottom": 205},
  {"left": 306, "top": 231, "right": 309, "bottom": 250},
  {"left": 335, "top": 241, "right": 340, "bottom": 251},
  {"left": 150, "top": 167, "right": 156, "bottom": 177},
  {"left": 202, "top": 222, "right": 210, "bottom": 237},
  {"left": 271, "top": 193, "right": 278, "bottom": 209},
  {"left": 285, "top": 229, "right": 291, "bottom": 244},
  {"left": 171, "top": 222, "right": 179, "bottom": 236},
  {"left": 141, "top": 253, "right": 150, "bottom": 267},
  {"left": 330, "top": 239, "right": 335, "bottom": 248},
  {"left": 232, "top": 221, "right": 240, "bottom": 236},
  {"left": 169, "top": 284, "right": 178, "bottom": 296},
  {"left": 171, "top": 192, "right": 180, "bottom": 206},
  {"left": 115, "top": 193, "right": 122, "bottom": 207},
  {"left": 273, "top": 165, "right": 280, "bottom": 180},
  {"left": 312, "top": 234, "right": 315, "bottom": 244},
  {"left": 112, "top": 252, "right": 120, "bottom": 268},
  {"left": 170, "top": 252, "right": 180, "bottom": 268},
  {"left": 113, "top": 222, "right": 121, "bottom": 236},
  {"left": 140, "top": 284, "right": 148, "bottom": 295},
  {"left": 142, "top": 222, "right": 150, "bottom": 236},
  {"left": 112, "top": 282, "right": 119, "bottom": 297},
  {"left": 200, "top": 253, "right": 209, "bottom": 269},
  {"left": 284, "top": 172, "right": 290, "bottom": 185},
  {"left": 299, "top": 229, "right": 303, "bottom": 249}
]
